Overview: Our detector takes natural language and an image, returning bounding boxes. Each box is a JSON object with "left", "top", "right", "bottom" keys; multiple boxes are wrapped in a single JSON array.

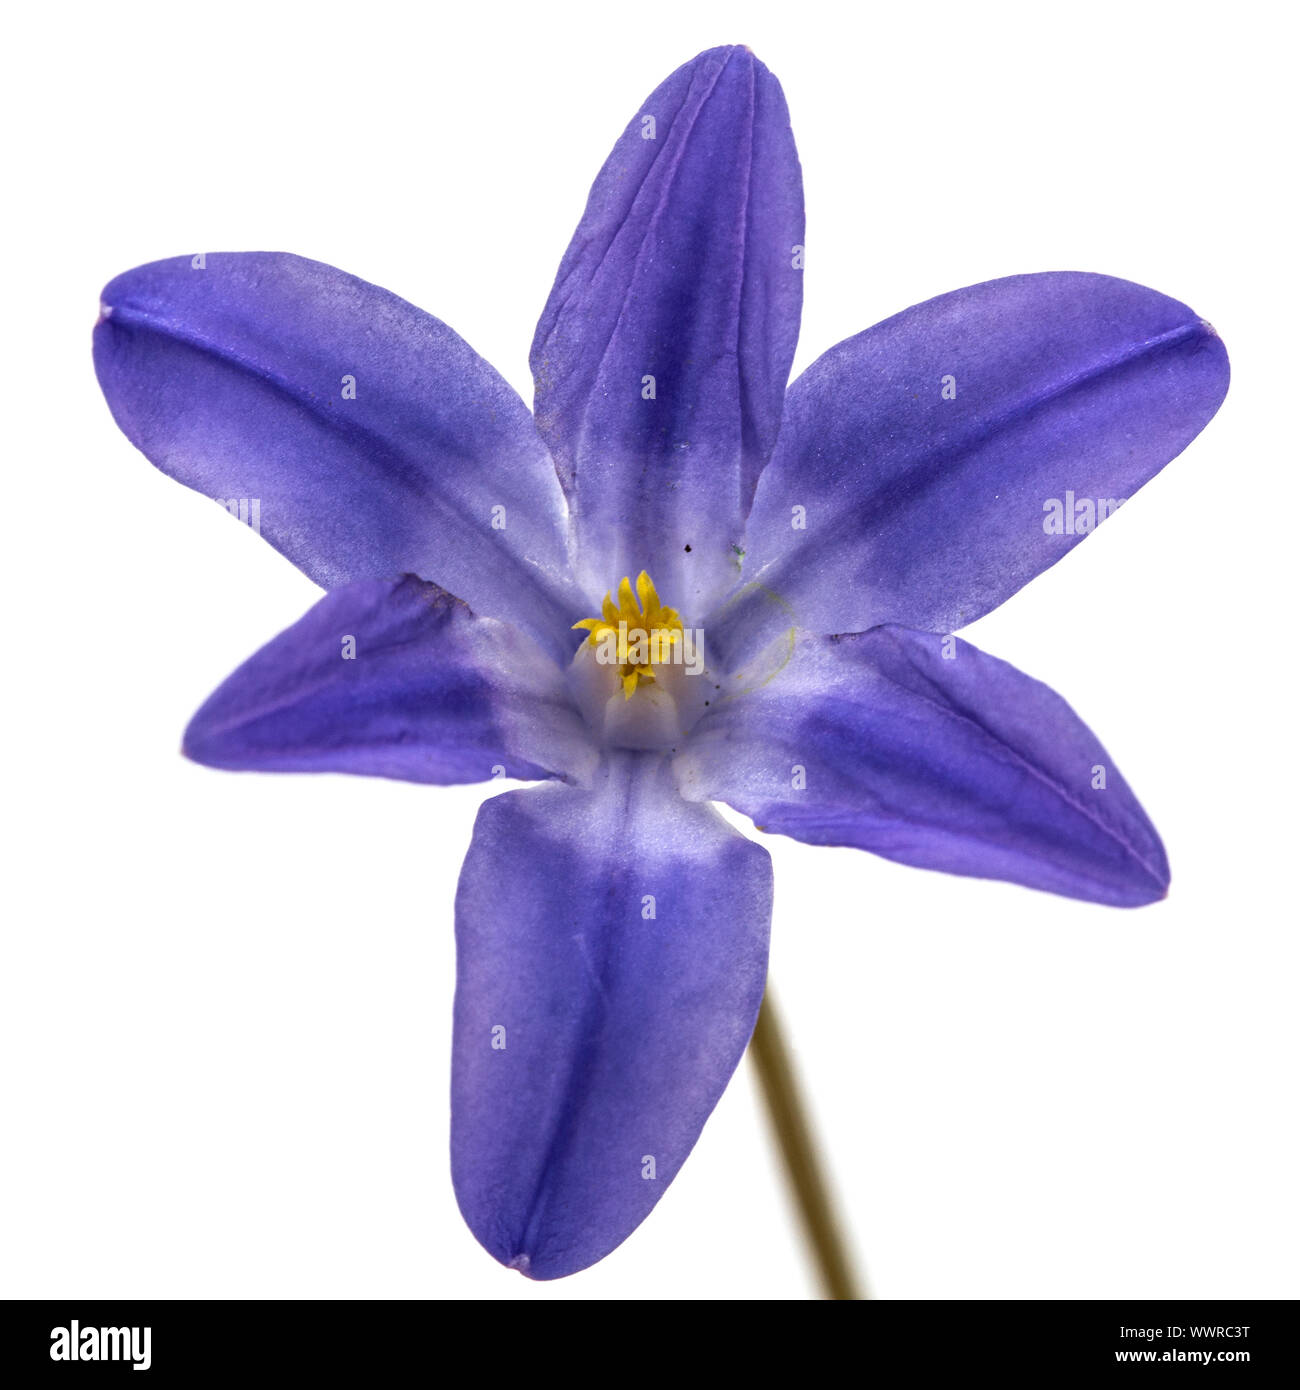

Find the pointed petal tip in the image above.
[
  {"left": 1128, "top": 864, "right": 1171, "bottom": 908},
  {"left": 179, "top": 717, "right": 208, "bottom": 766},
  {"left": 683, "top": 43, "right": 780, "bottom": 87},
  {"left": 1123, "top": 824, "right": 1171, "bottom": 908},
  {"left": 704, "top": 42, "right": 760, "bottom": 64},
  {"left": 180, "top": 717, "right": 235, "bottom": 772},
  {"left": 1078, "top": 822, "right": 1170, "bottom": 907}
]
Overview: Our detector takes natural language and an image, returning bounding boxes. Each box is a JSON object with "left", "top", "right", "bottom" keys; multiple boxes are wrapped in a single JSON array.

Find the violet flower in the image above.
[{"left": 92, "top": 45, "right": 1228, "bottom": 1281}]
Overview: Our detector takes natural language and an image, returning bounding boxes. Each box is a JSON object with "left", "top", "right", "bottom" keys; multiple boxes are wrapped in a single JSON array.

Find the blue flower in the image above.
[{"left": 92, "top": 45, "right": 1229, "bottom": 1279}]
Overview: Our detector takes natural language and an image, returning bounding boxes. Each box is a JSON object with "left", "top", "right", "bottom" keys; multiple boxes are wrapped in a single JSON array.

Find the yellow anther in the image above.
[{"left": 572, "top": 569, "right": 686, "bottom": 698}]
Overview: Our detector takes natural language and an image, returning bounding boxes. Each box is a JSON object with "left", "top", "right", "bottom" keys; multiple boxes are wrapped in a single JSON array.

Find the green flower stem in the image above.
[{"left": 749, "top": 990, "right": 866, "bottom": 1301}]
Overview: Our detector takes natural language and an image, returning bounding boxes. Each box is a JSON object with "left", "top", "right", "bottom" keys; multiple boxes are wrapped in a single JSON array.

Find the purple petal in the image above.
[
  {"left": 532, "top": 46, "right": 804, "bottom": 620},
  {"left": 676, "top": 625, "right": 1169, "bottom": 906},
  {"left": 712, "top": 273, "right": 1229, "bottom": 665},
  {"left": 94, "top": 253, "right": 583, "bottom": 658},
  {"left": 452, "top": 752, "right": 772, "bottom": 1278},
  {"left": 184, "top": 576, "right": 597, "bottom": 786}
]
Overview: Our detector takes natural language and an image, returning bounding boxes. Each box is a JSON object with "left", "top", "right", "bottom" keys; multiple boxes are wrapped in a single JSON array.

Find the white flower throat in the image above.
[{"left": 570, "top": 570, "right": 713, "bottom": 750}]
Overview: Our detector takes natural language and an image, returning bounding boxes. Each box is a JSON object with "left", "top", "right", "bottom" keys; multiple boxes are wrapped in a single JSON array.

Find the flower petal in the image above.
[
  {"left": 711, "top": 272, "right": 1229, "bottom": 665},
  {"left": 452, "top": 751, "right": 772, "bottom": 1278},
  {"left": 184, "top": 576, "right": 597, "bottom": 786},
  {"left": 94, "top": 252, "right": 582, "bottom": 657},
  {"left": 676, "top": 625, "right": 1169, "bottom": 906},
  {"left": 531, "top": 46, "right": 804, "bottom": 620}
]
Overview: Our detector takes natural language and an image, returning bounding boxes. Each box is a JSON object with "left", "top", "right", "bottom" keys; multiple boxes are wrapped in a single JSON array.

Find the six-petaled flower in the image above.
[{"left": 92, "top": 44, "right": 1229, "bottom": 1279}]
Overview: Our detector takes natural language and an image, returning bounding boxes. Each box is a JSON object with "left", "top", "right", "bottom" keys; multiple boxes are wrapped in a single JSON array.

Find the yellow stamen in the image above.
[{"left": 572, "top": 569, "right": 686, "bottom": 698}]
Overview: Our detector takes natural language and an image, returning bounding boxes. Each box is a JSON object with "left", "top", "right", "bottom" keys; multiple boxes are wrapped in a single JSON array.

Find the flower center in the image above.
[{"left": 572, "top": 571, "right": 685, "bottom": 699}]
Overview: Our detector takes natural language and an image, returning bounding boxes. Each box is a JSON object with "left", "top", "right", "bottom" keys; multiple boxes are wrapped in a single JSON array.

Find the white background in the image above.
[{"left": 3, "top": 0, "right": 1295, "bottom": 1300}]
